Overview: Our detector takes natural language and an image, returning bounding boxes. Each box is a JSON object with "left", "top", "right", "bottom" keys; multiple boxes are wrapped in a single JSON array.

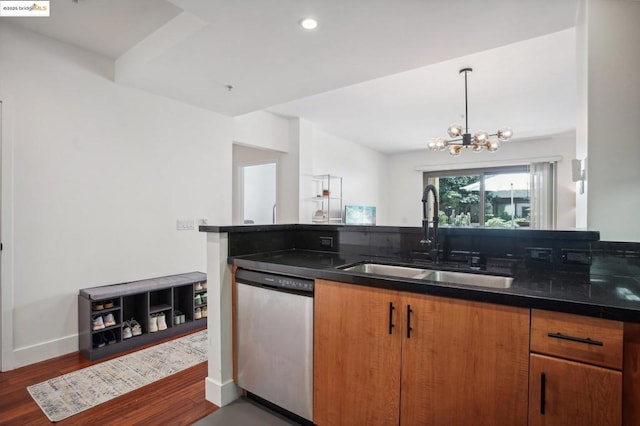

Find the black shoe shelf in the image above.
[{"left": 78, "top": 271, "right": 207, "bottom": 361}]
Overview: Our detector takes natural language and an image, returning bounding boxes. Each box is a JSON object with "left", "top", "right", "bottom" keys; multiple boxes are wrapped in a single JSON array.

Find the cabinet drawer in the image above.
[{"left": 530, "top": 309, "right": 623, "bottom": 370}]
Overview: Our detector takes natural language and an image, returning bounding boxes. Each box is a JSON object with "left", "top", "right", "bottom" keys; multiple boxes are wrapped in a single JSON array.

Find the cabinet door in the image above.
[
  {"left": 529, "top": 354, "right": 622, "bottom": 426},
  {"left": 314, "top": 280, "right": 401, "bottom": 425},
  {"left": 400, "top": 294, "right": 530, "bottom": 426}
]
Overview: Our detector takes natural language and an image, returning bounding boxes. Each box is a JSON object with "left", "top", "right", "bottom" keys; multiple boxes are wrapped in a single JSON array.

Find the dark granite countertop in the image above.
[{"left": 229, "top": 249, "right": 640, "bottom": 323}]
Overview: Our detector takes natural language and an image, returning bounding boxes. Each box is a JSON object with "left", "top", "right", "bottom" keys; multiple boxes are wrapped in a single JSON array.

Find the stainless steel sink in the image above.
[
  {"left": 424, "top": 270, "right": 513, "bottom": 289},
  {"left": 339, "top": 263, "right": 513, "bottom": 289},
  {"left": 340, "top": 263, "right": 432, "bottom": 279}
]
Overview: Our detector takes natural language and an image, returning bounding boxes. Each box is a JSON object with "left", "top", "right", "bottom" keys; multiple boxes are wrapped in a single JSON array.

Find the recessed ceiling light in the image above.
[{"left": 299, "top": 17, "right": 318, "bottom": 30}]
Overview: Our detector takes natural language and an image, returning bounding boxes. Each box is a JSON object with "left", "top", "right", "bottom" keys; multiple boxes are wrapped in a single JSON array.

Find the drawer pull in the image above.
[
  {"left": 547, "top": 332, "right": 603, "bottom": 346},
  {"left": 389, "top": 302, "right": 395, "bottom": 335},
  {"left": 407, "top": 305, "right": 413, "bottom": 338},
  {"left": 540, "top": 373, "right": 546, "bottom": 414}
]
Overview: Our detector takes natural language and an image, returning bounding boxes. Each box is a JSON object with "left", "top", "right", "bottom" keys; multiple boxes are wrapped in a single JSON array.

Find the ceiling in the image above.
[{"left": 8, "top": 0, "right": 580, "bottom": 153}]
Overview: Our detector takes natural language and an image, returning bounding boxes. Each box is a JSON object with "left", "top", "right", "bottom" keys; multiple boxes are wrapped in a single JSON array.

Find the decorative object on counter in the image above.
[
  {"left": 427, "top": 68, "right": 513, "bottom": 156},
  {"left": 345, "top": 205, "right": 377, "bottom": 225},
  {"left": 27, "top": 330, "right": 207, "bottom": 422}
]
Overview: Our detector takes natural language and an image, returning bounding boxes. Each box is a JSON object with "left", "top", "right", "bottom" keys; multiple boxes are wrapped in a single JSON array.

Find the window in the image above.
[{"left": 423, "top": 164, "right": 556, "bottom": 229}]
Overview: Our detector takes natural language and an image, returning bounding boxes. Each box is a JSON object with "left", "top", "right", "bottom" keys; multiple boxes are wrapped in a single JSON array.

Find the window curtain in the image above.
[{"left": 529, "top": 162, "right": 556, "bottom": 229}]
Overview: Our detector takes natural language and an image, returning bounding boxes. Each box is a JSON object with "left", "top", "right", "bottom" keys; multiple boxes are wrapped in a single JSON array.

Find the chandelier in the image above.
[{"left": 427, "top": 68, "right": 512, "bottom": 156}]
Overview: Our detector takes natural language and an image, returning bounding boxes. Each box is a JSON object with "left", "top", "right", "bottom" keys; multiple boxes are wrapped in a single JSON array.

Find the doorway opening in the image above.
[
  {"left": 242, "top": 163, "right": 276, "bottom": 225},
  {"left": 232, "top": 144, "right": 280, "bottom": 225}
]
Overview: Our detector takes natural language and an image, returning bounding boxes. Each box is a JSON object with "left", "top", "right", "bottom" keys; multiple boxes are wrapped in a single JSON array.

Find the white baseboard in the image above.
[
  {"left": 205, "top": 377, "right": 241, "bottom": 407},
  {"left": 12, "top": 334, "right": 78, "bottom": 369}
]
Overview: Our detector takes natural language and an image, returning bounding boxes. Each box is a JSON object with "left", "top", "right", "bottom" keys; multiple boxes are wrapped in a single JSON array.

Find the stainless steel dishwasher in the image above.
[{"left": 235, "top": 268, "right": 314, "bottom": 423}]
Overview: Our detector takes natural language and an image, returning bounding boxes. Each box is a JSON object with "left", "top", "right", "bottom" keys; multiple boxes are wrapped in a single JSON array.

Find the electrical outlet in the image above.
[
  {"left": 320, "top": 236, "right": 333, "bottom": 248},
  {"left": 526, "top": 247, "right": 553, "bottom": 262}
]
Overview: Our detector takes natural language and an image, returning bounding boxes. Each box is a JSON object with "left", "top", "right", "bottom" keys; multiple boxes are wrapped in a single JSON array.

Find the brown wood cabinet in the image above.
[
  {"left": 314, "top": 279, "right": 530, "bottom": 425},
  {"left": 529, "top": 354, "right": 622, "bottom": 426},
  {"left": 529, "top": 309, "right": 630, "bottom": 426},
  {"left": 314, "top": 280, "right": 400, "bottom": 426}
]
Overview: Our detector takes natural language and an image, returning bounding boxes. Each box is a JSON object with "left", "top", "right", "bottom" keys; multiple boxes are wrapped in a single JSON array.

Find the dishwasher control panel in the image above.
[{"left": 236, "top": 269, "right": 314, "bottom": 294}]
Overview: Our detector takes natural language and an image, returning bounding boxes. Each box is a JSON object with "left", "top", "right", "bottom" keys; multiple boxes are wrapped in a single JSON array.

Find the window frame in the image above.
[{"left": 423, "top": 164, "right": 554, "bottom": 228}]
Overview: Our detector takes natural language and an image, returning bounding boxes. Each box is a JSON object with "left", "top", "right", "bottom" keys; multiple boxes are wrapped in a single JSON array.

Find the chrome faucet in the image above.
[{"left": 421, "top": 184, "right": 440, "bottom": 263}]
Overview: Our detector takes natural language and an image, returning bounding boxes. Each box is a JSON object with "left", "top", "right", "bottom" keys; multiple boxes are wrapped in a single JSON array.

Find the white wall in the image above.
[
  {"left": 0, "top": 24, "right": 297, "bottom": 369},
  {"left": 583, "top": 0, "right": 640, "bottom": 242},
  {"left": 233, "top": 111, "right": 290, "bottom": 153},
  {"left": 307, "top": 127, "right": 389, "bottom": 224},
  {"left": 575, "top": 0, "right": 589, "bottom": 229},
  {"left": 386, "top": 134, "right": 577, "bottom": 229}
]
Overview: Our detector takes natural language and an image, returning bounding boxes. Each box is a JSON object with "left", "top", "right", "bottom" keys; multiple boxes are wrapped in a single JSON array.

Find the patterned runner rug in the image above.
[{"left": 27, "top": 330, "right": 208, "bottom": 422}]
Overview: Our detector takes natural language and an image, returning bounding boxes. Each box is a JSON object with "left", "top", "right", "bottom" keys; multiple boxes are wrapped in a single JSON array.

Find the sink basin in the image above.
[
  {"left": 424, "top": 270, "right": 513, "bottom": 289},
  {"left": 339, "top": 262, "right": 513, "bottom": 289},
  {"left": 340, "top": 263, "right": 432, "bottom": 279}
]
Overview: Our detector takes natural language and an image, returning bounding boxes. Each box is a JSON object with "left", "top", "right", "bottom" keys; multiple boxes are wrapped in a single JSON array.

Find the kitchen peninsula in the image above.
[{"left": 201, "top": 224, "right": 640, "bottom": 425}]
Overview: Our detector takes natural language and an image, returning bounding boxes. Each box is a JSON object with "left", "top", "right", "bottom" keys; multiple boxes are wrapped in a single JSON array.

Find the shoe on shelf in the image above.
[
  {"left": 195, "top": 282, "right": 203, "bottom": 291},
  {"left": 122, "top": 321, "right": 133, "bottom": 339},
  {"left": 103, "top": 313, "right": 116, "bottom": 327},
  {"left": 202, "top": 293, "right": 207, "bottom": 304},
  {"left": 174, "top": 310, "right": 183, "bottom": 325},
  {"left": 157, "top": 312, "right": 167, "bottom": 331},
  {"left": 92, "top": 315, "right": 105, "bottom": 330},
  {"left": 93, "top": 301, "right": 104, "bottom": 311},
  {"left": 195, "top": 307, "right": 202, "bottom": 320},
  {"left": 202, "top": 306, "right": 208, "bottom": 318},
  {"left": 130, "top": 319, "right": 142, "bottom": 336},
  {"left": 104, "top": 329, "right": 117, "bottom": 345},
  {"left": 149, "top": 315, "right": 158, "bottom": 333},
  {"left": 202, "top": 281, "right": 207, "bottom": 289},
  {"left": 92, "top": 332, "right": 107, "bottom": 348},
  {"left": 104, "top": 300, "right": 114, "bottom": 309},
  {"left": 194, "top": 294, "right": 202, "bottom": 305}
]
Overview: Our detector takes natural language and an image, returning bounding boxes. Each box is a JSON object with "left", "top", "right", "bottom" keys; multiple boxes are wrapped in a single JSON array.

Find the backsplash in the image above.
[
  {"left": 591, "top": 241, "right": 640, "bottom": 277},
  {"left": 220, "top": 224, "right": 601, "bottom": 272}
]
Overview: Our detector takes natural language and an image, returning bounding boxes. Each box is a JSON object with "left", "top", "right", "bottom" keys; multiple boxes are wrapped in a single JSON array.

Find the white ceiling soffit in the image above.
[
  {"left": 112, "top": 0, "right": 579, "bottom": 116},
  {"left": 268, "top": 29, "right": 577, "bottom": 154},
  {"left": 8, "top": 0, "right": 182, "bottom": 59}
]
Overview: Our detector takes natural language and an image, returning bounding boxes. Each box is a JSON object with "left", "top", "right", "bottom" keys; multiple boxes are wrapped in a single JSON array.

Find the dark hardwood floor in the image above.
[{"left": 0, "top": 329, "right": 218, "bottom": 425}]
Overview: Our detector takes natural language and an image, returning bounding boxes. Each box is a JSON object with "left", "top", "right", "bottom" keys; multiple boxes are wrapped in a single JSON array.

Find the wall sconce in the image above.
[{"left": 572, "top": 158, "right": 586, "bottom": 195}]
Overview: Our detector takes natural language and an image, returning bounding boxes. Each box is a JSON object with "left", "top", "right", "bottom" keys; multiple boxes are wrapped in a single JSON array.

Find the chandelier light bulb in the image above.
[
  {"left": 436, "top": 137, "right": 448, "bottom": 151},
  {"left": 447, "top": 123, "right": 463, "bottom": 138},
  {"left": 449, "top": 145, "right": 462, "bottom": 156},
  {"left": 472, "top": 143, "right": 483, "bottom": 153},
  {"left": 497, "top": 127, "right": 513, "bottom": 142},
  {"left": 486, "top": 139, "right": 500, "bottom": 152},
  {"left": 427, "top": 138, "right": 438, "bottom": 151},
  {"left": 473, "top": 131, "right": 488, "bottom": 144}
]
